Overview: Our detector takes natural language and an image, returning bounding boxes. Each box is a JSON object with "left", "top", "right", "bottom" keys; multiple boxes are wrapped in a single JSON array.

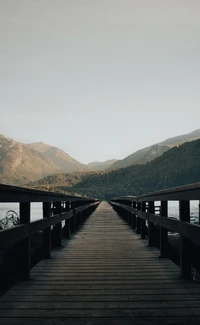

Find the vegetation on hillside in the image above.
[
  {"left": 29, "top": 139, "right": 200, "bottom": 199},
  {"left": 87, "top": 159, "right": 118, "bottom": 171}
]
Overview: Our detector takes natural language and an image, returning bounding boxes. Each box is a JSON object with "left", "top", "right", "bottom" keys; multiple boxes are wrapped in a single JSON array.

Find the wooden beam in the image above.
[
  {"left": 42, "top": 202, "right": 51, "bottom": 259},
  {"left": 53, "top": 202, "right": 63, "bottom": 247},
  {"left": 0, "top": 202, "right": 99, "bottom": 249},
  {"left": 160, "top": 201, "right": 168, "bottom": 258},
  {"left": 19, "top": 202, "right": 31, "bottom": 280},
  {"left": 141, "top": 202, "right": 146, "bottom": 239},
  {"left": 179, "top": 200, "right": 191, "bottom": 278},
  {"left": 148, "top": 201, "right": 156, "bottom": 247}
]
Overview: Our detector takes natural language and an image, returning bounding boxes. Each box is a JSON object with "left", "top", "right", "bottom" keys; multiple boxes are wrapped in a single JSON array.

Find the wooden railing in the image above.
[
  {"left": 110, "top": 182, "right": 200, "bottom": 279},
  {"left": 0, "top": 184, "right": 100, "bottom": 287}
]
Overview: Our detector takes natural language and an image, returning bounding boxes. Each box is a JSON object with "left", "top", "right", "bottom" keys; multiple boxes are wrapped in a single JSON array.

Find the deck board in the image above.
[{"left": 1, "top": 201, "right": 200, "bottom": 324}]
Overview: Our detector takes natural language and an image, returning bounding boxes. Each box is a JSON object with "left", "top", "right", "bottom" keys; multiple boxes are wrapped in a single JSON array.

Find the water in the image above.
[
  {"left": 166, "top": 200, "right": 199, "bottom": 223},
  {"left": 0, "top": 202, "right": 43, "bottom": 228},
  {"left": 0, "top": 201, "right": 199, "bottom": 228}
]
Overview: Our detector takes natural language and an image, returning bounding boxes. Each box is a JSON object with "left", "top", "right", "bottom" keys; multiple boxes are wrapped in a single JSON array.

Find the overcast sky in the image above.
[{"left": 0, "top": 0, "right": 200, "bottom": 164}]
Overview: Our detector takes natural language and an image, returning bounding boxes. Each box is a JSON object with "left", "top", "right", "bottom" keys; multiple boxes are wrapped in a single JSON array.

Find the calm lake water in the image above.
[{"left": 0, "top": 201, "right": 199, "bottom": 228}]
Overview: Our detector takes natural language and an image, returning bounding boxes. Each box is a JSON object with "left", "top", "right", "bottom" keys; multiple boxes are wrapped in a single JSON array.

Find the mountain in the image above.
[
  {"left": 0, "top": 135, "right": 90, "bottom": 185},
  {"left": 27, "top": 142, "right": 90, "bottom": 172},
  {"left": 107, "top": 129, "right": 200, "bottom": 170},
  {"left": 29, "top": 138, "right": 200, "bottom": 199},
  {"left": 87, "top": 159, "right": 118, "bottom": 171},
  {"left": 161, "top": 129, "right": 200, "bottom": 146}
]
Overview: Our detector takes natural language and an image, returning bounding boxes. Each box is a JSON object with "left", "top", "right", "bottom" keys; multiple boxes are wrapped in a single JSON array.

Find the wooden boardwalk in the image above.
[{"left": 1, "top": 202, "right": 200, "bottom": 324}]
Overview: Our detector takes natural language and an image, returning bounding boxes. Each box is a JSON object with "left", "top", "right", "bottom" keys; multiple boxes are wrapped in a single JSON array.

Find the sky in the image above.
[{"left": 0, "top": 0, "right": 200, "bottom": 164}]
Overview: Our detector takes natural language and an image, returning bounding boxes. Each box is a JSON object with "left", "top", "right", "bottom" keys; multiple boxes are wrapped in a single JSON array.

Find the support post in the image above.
[
  {"left": 141, "top": 202, "right": 146, "bottom": 239},
  {"left": 53, "top": 201, "right": 62, "bottom": 247},
  {"left": 71, "top": 201, "right": 76, "bottom": 233},
  {"left": 148, "top": 201, "right": 156, "bottom": 246},
  {"left": 136, "top": 202, "right": 141, "bottom": 234},
  {"left": 179, "top": 200, "right": 191, "bottom": 278},
  {"left": 43, "top": 202, "right": 51, "bottom": 258},
  {"left": 76, "top": 212, "right": 80, "bottom": 229},
  {"left": 127, "top": 201, "right": 131, "bottom": 225},
  {"left": 64, "top": 201, "right": 70, "bottom": 238},
  {"left": 19, "top": 202, "right": 31, "bottom": 280},
  {"left": 132, "top": 201, "right": 136, "bottom": 229},
  {"left": 160, "top": 201, "right": 168, "bottom": 258}
]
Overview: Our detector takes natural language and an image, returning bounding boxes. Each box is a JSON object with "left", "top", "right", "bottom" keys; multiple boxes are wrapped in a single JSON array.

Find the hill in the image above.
[
  {"left": 0, "top": 135, "right": 90, "bottom": 185},
  {"left": 27, "top": 142, "right": 90, "bottom": 172},
  {"left": 87, "top": 159, "right": 118, "bottom": 171},
  {"left": 108, "top": 129, "right": 200, "bottom": 170},
  {"left": 29, "top": 139, "right": 200, "bottom": 199}
]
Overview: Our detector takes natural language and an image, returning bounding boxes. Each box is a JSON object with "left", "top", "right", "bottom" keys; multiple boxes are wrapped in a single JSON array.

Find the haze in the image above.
[{"left": 0, "top": 0, "right": 200, "bottom": 163}]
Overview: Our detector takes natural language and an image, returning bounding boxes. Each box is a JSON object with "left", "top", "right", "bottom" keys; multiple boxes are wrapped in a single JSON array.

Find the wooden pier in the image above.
[{"left": 1, "top": 184, "right": 200, "bottom": 324}]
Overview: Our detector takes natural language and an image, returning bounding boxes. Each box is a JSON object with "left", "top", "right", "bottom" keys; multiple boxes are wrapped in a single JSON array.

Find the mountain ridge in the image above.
[
  {"left": 87, "top": 159, "right": 118, "bottom": 171},
  {"left": 28, "top": 138, "right": 200, "bottom": 199},
  {"left": 1, "top": 128, "right": 200, "bottom": 186},
  {"left": 107, "top": 129, "right": 200, "bottom": 170},
  {"left": 0, "top": 135, "right": 90, "bottom": 185}
]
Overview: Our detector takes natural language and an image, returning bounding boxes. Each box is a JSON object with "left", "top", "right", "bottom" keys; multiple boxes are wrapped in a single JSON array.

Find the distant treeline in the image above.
[{"left": 29, "top": 139, "right": 200, "bottom": 199}]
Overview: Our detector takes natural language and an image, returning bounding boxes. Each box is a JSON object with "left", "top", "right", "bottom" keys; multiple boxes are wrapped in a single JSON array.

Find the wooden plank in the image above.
[
  {"left": 2, "top": 293, "right": 200, "bottom": 302},
  {"left": 1, "top": 308, "right": 200, "bottom": 317},
  {"left": 0, "top": 317, "right": 200, "bottom": 325},
  {"left": 2, "top": 300, "right": 200, "bottom": 309}
]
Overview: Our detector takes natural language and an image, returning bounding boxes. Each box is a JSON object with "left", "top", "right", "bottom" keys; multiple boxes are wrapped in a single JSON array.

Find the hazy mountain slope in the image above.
[
  {"left": 108, "top": 129, "right": 200, "bottom": 170},
  {"left": 0, "top": 135, "right": 90, "bottom": 185},
  {"left": 28, "top": 142, "right": 90, "bottom": 172},
  {"left": 29, "top": 139, "right": 200, "bottom": 199},
  {"left": 160, "top": 129, "right": 200, "bottom": 146},
  {"left": 87, "top": 159, "right": 118, "bottom": 171},
  {"left": 0, "top": 135, "right": 60, "bottom": 185}
]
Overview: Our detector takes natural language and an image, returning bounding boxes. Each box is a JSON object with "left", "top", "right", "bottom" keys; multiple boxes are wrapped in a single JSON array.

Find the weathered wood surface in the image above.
[{"left": 1, "top": 202, "right": 200, "bottom": 324}]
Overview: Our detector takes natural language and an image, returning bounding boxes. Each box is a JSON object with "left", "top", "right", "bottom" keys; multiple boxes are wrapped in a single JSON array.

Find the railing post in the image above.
[
  {"left": 79, "top": 201, "right": 83, "bottom": 225},
  {"left": 141, "top": 202, "right": 146, "bottom": 239},
  {"left": 71, "top": 201, "right": 76, "bottom": 233},
  {"left": 148, "top": 201, "right": 156, "bottom": 246},
  {"left": 43, "top": 202, "right": 51, "bottom": 258},
  {"left": 132, "top": 201, "right": 136, "bottom": 229},
  {"left": 136, "top": 202, "right": 141, "bottom": 234},
  {"left": 179, "top": 200, "right": 191, "bottom": 278},
  {"left": 127, "top": 201, "right": 131, "bottom": 225},
  {"left": 19, "top": 202, "right": 31, "bottom": 280},
  {"left": 53, "top": 201, "right": 62, "bottom": 247},
  {"left": 160, "top": 201, "right": 168, "bottom": 258},
  {"left": 76, "top": 201, "right": 80, "bottom": 229},
  {"left": 64, "top": 201, "right": 70, "bottom": 238}
]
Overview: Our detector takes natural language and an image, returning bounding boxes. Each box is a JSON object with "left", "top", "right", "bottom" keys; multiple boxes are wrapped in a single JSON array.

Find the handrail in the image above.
[
  {"left": 0, "top": 203, "right": 97, "bottom": 250},
  {"left": 110, "top": 181, "right": 200, "bottom": 279},
  {"left": 0, "top": 184, "right": 100, "bottom": 284},
  {"left": 111, "top": 182, "right": 200, "bottom": 202},
  {"left": 0, "top": 183, "right": 97, "bottom": 202}
]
